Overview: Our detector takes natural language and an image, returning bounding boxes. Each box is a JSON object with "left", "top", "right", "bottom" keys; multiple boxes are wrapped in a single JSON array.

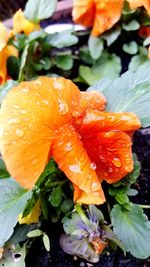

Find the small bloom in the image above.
[
  {"left": 72, "top": 0, "right": 150, "bottom": 37},
  {"left": 0, "top": 77, "right": 141, "bottom": 205},
  {"left": 11, "top": 9, "right": 40, "bottom": 36}
]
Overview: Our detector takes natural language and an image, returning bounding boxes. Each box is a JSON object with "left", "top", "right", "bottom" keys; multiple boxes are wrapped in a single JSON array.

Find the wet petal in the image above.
[
  {"left": 92, "top": 0, "right": 124, "bottom": 36},
  {"left": 72, "top": 0, "right": 95, "bottom": 28},
  {"left": 52, "top": 124, "right": 105, "bottom": 204},
  {"left": 12, "top": 9, "right": 40, "bottom": 35},
  {"left": 80, "top": 91, "right": 106, "bottom": 112},
  {"left": 79, "top": 110, "right": 141, "bottom": 136},
  {"left": 128, "top": 0, "right": 150, "bottom": 14},
  {"left": 0, "top": 77, "right": 82, "bottom": 188},
  {"left": 82, "top": 131, "right": 133, "bottom": 183}
]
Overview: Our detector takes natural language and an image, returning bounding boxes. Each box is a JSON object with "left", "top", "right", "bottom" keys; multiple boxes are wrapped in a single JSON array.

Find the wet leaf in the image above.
[
  {"left": 102, "top": 27, "right": 121, "bottom": 46},
  {"left": 60, "top": 199, "right": 73, "bottom": 213},
  {"left": 111, "top": 204, "right": 150, "bottom": 259},
  {"left": 0, "top": 245, "right": 26, "bottom": 267}
]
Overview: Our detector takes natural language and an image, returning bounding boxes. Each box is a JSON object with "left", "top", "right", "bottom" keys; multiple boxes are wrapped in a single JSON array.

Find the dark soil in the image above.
[{"left": 25, "top": 129, "right": 150, "bottom": 266}]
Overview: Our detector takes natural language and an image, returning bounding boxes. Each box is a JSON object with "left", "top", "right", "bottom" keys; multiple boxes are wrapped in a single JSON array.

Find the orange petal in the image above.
[
  {"left": 0, "top": 47, "right": 8, "bottom": 85},
  {"left": 80, "top": 90, "right": 106, "bottom": 112},
  {"left": 92, "top": 0, "right": 124, "bottom": 36},
  {"left": 82, "top": 131, "right": 133, "bottom": 184},
  {"left": 72, "top": 0, "right": 95, "bottom": 28},
  {"left": 52, "top": 123, "right": 105, "bottom": 204},
  {"left": 79, "top": 110, "right": 141, "bottom": 136},
  {"left": 73, "top": 184, "right": 105, "bottom": 205},
  {"left": 12, "top": 9, "right": 40, "bottom": 36},
  {"left": 0, "top": 77, "right": 82, "bottom": 188},
  {"left": 128, "top": 0, "right": 150, "bottom": 14}
]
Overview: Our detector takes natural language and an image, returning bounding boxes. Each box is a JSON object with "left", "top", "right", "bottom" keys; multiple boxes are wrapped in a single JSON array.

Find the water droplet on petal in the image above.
[
  {"left": 22, "top": 88, "right": 29, "bottom": 93},
  {"left": 20, "top": 110, "right": 27, "bottom": 114},
  {"left": 65, "top": 142, "right": 72, "bottom": 151},
  {"left": 42, "top": 100, "right": 49, "bottom": 105},
  {"left": 35, "top": 81, "right": 42, "bottom": 85},
  {"left": 32, "top": 159, "right": 38, "bottom": 164},
  {"left": 91, "top": 182, "right": 99, "bottom": 190},
  {"left": 90, "top": 162, "right": 97, "bottom": 170},
  {"left": 53, "top": 78, "right": 62, "bottom": 90},
  {"left": 99, "top": 155, "right": 106, "bottom": 162},
  {"left": 58, "top": 100, "right": 68, "bottom": 114},
  {"left": 112, "top": 158, "right": 121, "bottom": 167},
  {"left": 69, "top": 164, "right": 81, "bottom": 173},
  {"left": 8, "top": 118, "right": 20, "bottom": 124},
  {"left": 16, "top": 129, "right": 24, "bottom": 137},
  {"left": 108, "top": 167, "right": 113, "bottom": 173},
  {"left": 14, "top": 105, "right": 19, "bottom": 109}
]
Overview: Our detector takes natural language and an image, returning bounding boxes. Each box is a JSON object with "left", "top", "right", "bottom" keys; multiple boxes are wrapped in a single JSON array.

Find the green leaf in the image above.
[
  {"left": 143, "top": 36, "right": 150, "bottom": 46},
  {"left": 127, "top": 188, "right": 138, "bottom": 196},
  {"left": 123, "top": 41, "right": 138, "bottom": 55},
  {"left": 79, "top": 46, "right": 95, "bottom": 65},
  {"left": 18, "top": 44, "right": 29, "bottom": 82},
  {"left": 102, "top": 27, "right": 121, "bottom": 46},
  {"left": 111, "top": 204, "right": 150, "bottom": 259},
  {"left": 0, "top": 178, "right": 32, "bottom": 246},
  {"left": 27, "top": 229, "right": 43, "bottom": 237},
  {"left": 115, "top": 193, "right": 129, "bottom": 205},
  {"left": 88, "top": 35, "right": 104, "bottom": 60},
  {"left": 60, "top": 199, "right": 73, "bottom": 213},
  {"left": 0, "top": 158, "right": 10, "bottom": 179},
  {"left": 43, "top": 233, "right": 50, "bottom": 251},
  {"left": 50, "top": 186, "right": 63, "bottom": 207},
  {"left": 55, "top": 55, "right": 73, "bottom": 70},
  {"left": 46, "top": 30, "right": 78, "bottom": 48},
  {"left": 129, "top": 53, "right": 150, "bottom": 72},
  {"left": 92, "top": 66, "right": 150, "bottom": 127},
  {"left": 0, "top": 245, "right": 26, "bottom": 267},
  {"left": 24, "top": 0, "right": 57, "bottom": 22},
  {"left": 0, "top": 80, "right": 18, "bottom": 104},
  {"left": 122, "top": 20, "right": 140, "bottom": 31},
  {"left": 79, "top": 53, "right": 121, "bottom": 86}
]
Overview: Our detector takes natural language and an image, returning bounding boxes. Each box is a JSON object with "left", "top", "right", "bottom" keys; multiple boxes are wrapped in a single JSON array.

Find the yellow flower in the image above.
[
  {"left": 18, "top": 199, "right": 41, "bottom": 225},
  {"left": 0, "top": 23, "right": 18, "bottom": 85},
  {"left": 12, "top": 9, "right": 40, "bottom": 36}
]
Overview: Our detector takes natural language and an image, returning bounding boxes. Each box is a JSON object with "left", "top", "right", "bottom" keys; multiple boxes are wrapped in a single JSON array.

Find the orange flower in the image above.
[
  {"left": 72, "top": 0, "right": 124, "bottom": 36},
  {"left": 11, "top": 9, "right": 40, "bottom": 36},
  {"left": 128, "top": 0, "right": 150, "bottom": 14},
  {"left": 72, "top": 0, "right": 150, "bottom": 37},
  {"left": 0, "top": 23, "right": 18, "bottom": 85},
  {"left": 0, "top": 77, "right": 141, "bottom": 205}
]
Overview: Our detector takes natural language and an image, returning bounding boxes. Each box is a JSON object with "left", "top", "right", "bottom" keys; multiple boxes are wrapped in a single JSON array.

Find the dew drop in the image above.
[
  {"left": 8, "top": 118, "right": 19, "bottom": 124},
  {"left": 65, "top": 142, "right": 72, "bottom": 151},
  {"left": 42, "top": 100, "right": 49, "bottom": 105},
  {"left": 69, "top": 164, "right": 81, "bottom": 173},
  {"left": 14, "top": 105, "right": 19, "bottom": 109},
  {"left": 58, "top": 100, "right": 68, "bottom": 115},
  {"left": 108, "top": 167, "right": 113, "bottom": 173},
  {"left": 90, "top": 162, "right": 97, "bottom": 170},
  {"left": 53, "top": 79, "right": 62, "bottom": 90},
  {"left": 35, "top": 81, "right": 42, "bottom": 85},
  {"left": 20, "top": 110, "right": 27, "bottom": 114},
  {"left": 16, "top": 129, "right": 24, "bottom": 137},
  {"left": 32, "top": 159, "right": 38, "bottom": 164},
  {"left": 91, "top": 182, "right": 99, "bottom": 190},
  {"left": 22, "top": 88, "right": 29, "bottom": 93},
  {"left": 112, "top": 158, "right": 121, "bottom": 167},
  {"left": 99, "top": 155, "right": 106, "bottom": 162}
]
